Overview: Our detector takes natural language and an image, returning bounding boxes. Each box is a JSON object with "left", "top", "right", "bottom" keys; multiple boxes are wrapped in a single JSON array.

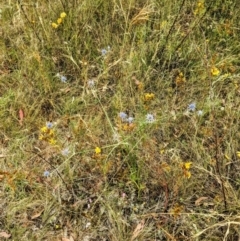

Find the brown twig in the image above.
[{"left": 25, "top": 148, "right": 76, "bottom": 200}]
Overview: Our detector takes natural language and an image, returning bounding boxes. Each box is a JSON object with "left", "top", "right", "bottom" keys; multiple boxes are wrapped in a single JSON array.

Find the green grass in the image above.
[{"left": 1, "top": 0, "right": 240, "bottom": 240}]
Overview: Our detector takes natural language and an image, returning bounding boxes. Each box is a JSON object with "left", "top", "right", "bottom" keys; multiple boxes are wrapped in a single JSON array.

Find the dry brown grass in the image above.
[{"left": 1, "top": 0, "right": 240, "bottom": 240}]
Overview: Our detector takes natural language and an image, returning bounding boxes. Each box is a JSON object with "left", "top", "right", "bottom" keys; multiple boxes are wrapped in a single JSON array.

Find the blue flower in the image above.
[
  {"left": 61, "top": 147, "right": 70, "bottom": 156},
  {"left": 101, "top": 46, "right": 110, "bottom": 56},
  {"left": 197, "top": 110, "right": 203, "bottom": 116},
  {"left": 46, "top": 122, "right": 53, "bottom": 129},
  {"left": 87, "top": 79, "right": 95, "bottom": 88},
  {"left": 56, "top": 73, "right": 67, "bottom": 83},
  {"left": 43, "top": 170, "right": 50, "bottom": 177},
  {"left": 119, "top": 112, "right": 128, "bottom": 121},
  {"left": 188, "top": 102, "right": 196, "bottom": 112},
  {"left": 146, "top": 114, "right": 155, "bottom": 123},
  {"left": 101, "top": 49, "right": 108, "bottom": 56},
  {"left": 60, "top": 75, "right": 67, "bottom": 83},
  {"left": 127, "top": 117, "right": 134, "bottom": 123}
]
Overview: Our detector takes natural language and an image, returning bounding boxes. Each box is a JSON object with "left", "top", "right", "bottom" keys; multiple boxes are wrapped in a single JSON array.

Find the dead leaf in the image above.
[
  {"left": 130, "top": 220, "right": 145, "bottom": 241},
  {"left": 62, "top": 237, "right": 74, "bottom": 241},
  {"left": 0, "top": 231, "right": 11, "bottom": 238},
  {"left": 19, "top": 109, "right": 24, "bottom": 126},
  {"left": 60, "top": 87, "right": 71, "bottom": 93},
  {"left": 195, "top": 197, "right": 208, "bottom": 206},
  {"left": 31, "top": 209, "right": 44, "bottom": 219},
  {"left": 102, "top": 85, "right": 109, "bottom": 92}
]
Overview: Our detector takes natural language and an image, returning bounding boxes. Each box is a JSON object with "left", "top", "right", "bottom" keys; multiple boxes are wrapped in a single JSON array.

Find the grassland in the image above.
[{"left": 1, "top": 0, "right": 240, "bottom": 240}]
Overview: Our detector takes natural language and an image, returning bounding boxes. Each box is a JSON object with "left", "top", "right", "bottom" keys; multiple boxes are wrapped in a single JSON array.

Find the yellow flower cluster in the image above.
[
  {"left": 39, "top": 125, "right": 56, "bottom": 145},
  {"left": 51, "top": 12, "right": 67, "bottom": 29},
  {"left": 194, "top": 0, "right": 205, "bottom": 15},
  {"left": 181, "top": 162, "right": 192, "bottom": 178},
  {"left": 170, "top": 204, "right": 184, "bottom": 218},
  {"left": 175, "top": 72, "right": 186, "bottom": 86},
  {"left": 144, "top": 93, "right": 155, "bottom": 102},
  {"left": 211, "top": 66, "right": 220, "bottom": 76}
]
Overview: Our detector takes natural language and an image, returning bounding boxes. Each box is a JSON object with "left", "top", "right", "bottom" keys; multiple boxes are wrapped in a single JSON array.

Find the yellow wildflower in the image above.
[
  {"left": 57, "top": 18, "right": 62, "bottom": 24},
  {"left": 194, "top": 0, "right": 205, "bottom": 15},
  {"left": 170, "top": 204, "right": 184, "bottom": 218},
  {"left": 95, "top": 147, "right": 101, "bottom": 154},
  {"left": 184, "top": 162, "right": 192, "bottom": 170},
  {"left": 175, "top": 72, "right": 186, "bottom": 86},
  {"left": 40, "top": 126, "right": 48, "bottom": 133},
  {"left": 60, "top": 12, "right": 67, "bottom": 18},
  {"left": 160, "top": 149, "right": 165, "bottom": 154},
  {"left": 161, "top": 20, "right": 167, "bottom": 28},
  {"left": 49, "top": 138, "right": 56, "bottom": 145},
  {"left": 184, "top": 170, "right": 191, "bottom": 179},
  {"left": 181, "top": 162, "right": 192, "bottom": 178},
  {"left": 49, "top": 129, "right": 54, "bottom": 135},
  {"left": 144, "top": 93, "right": 155, "bottom": 101},
  {"left": 211, "top": 67, "right": 220, "bottom": 76},
  {"left": 236, "top": 151, "right": 240, "bottom": 158},
  {"left": 51, "top": 22, "right": 59, "bottom": 29}
]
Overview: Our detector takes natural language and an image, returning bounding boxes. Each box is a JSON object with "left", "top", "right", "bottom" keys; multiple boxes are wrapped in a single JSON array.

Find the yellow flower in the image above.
[
  {"left": 95, "top": 147, "right": 101, "bottom": 154},
  {"left": 170, "top": 204, "right": 184, "bottom": 217},
  {"left": 211, "top": 67, "right": 220, "bottom": 76},
  {"left": 60, "top": 12, "right": 67, "bottom": 18},
  {"left": 194, "top": 0, "right": 205, "bottom": 15},
  {"left": 40, "top": 126, "right": 48, "bottom": 133},
  {"left": 161, "top": 20, "right": 167, "bottom": 28},
  {"left": 175, "top": 72, "right": 186, "bottom": 86},
  {"left": 184, "top": 162, "right": 192, "bottom": 170},
  {"left": 236, "top": 151, "right": 240, "bottom": 158},
  {"left": 144, "top": 93, "right": 155, "bottom": 101},
  {"left": 57, "top": 18, "right": 62, "bottom": 24},
  {"left": 184, "top": 170, "right": 191, "bottom": 178},
  {"left": 51, "top": 22, "right": 59, "bottom": 29},
  {"left": 160, "top": 149, "right": 165, "bottom": 154},
  {"left": 181, "top": 162, "right": 192, "bottom": 178},
  {"left": 49, "top": 138, "right": 56, "bottom": 145},
  {"left": 48, "top": 129, "right": 55, "bottom": 137}
]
